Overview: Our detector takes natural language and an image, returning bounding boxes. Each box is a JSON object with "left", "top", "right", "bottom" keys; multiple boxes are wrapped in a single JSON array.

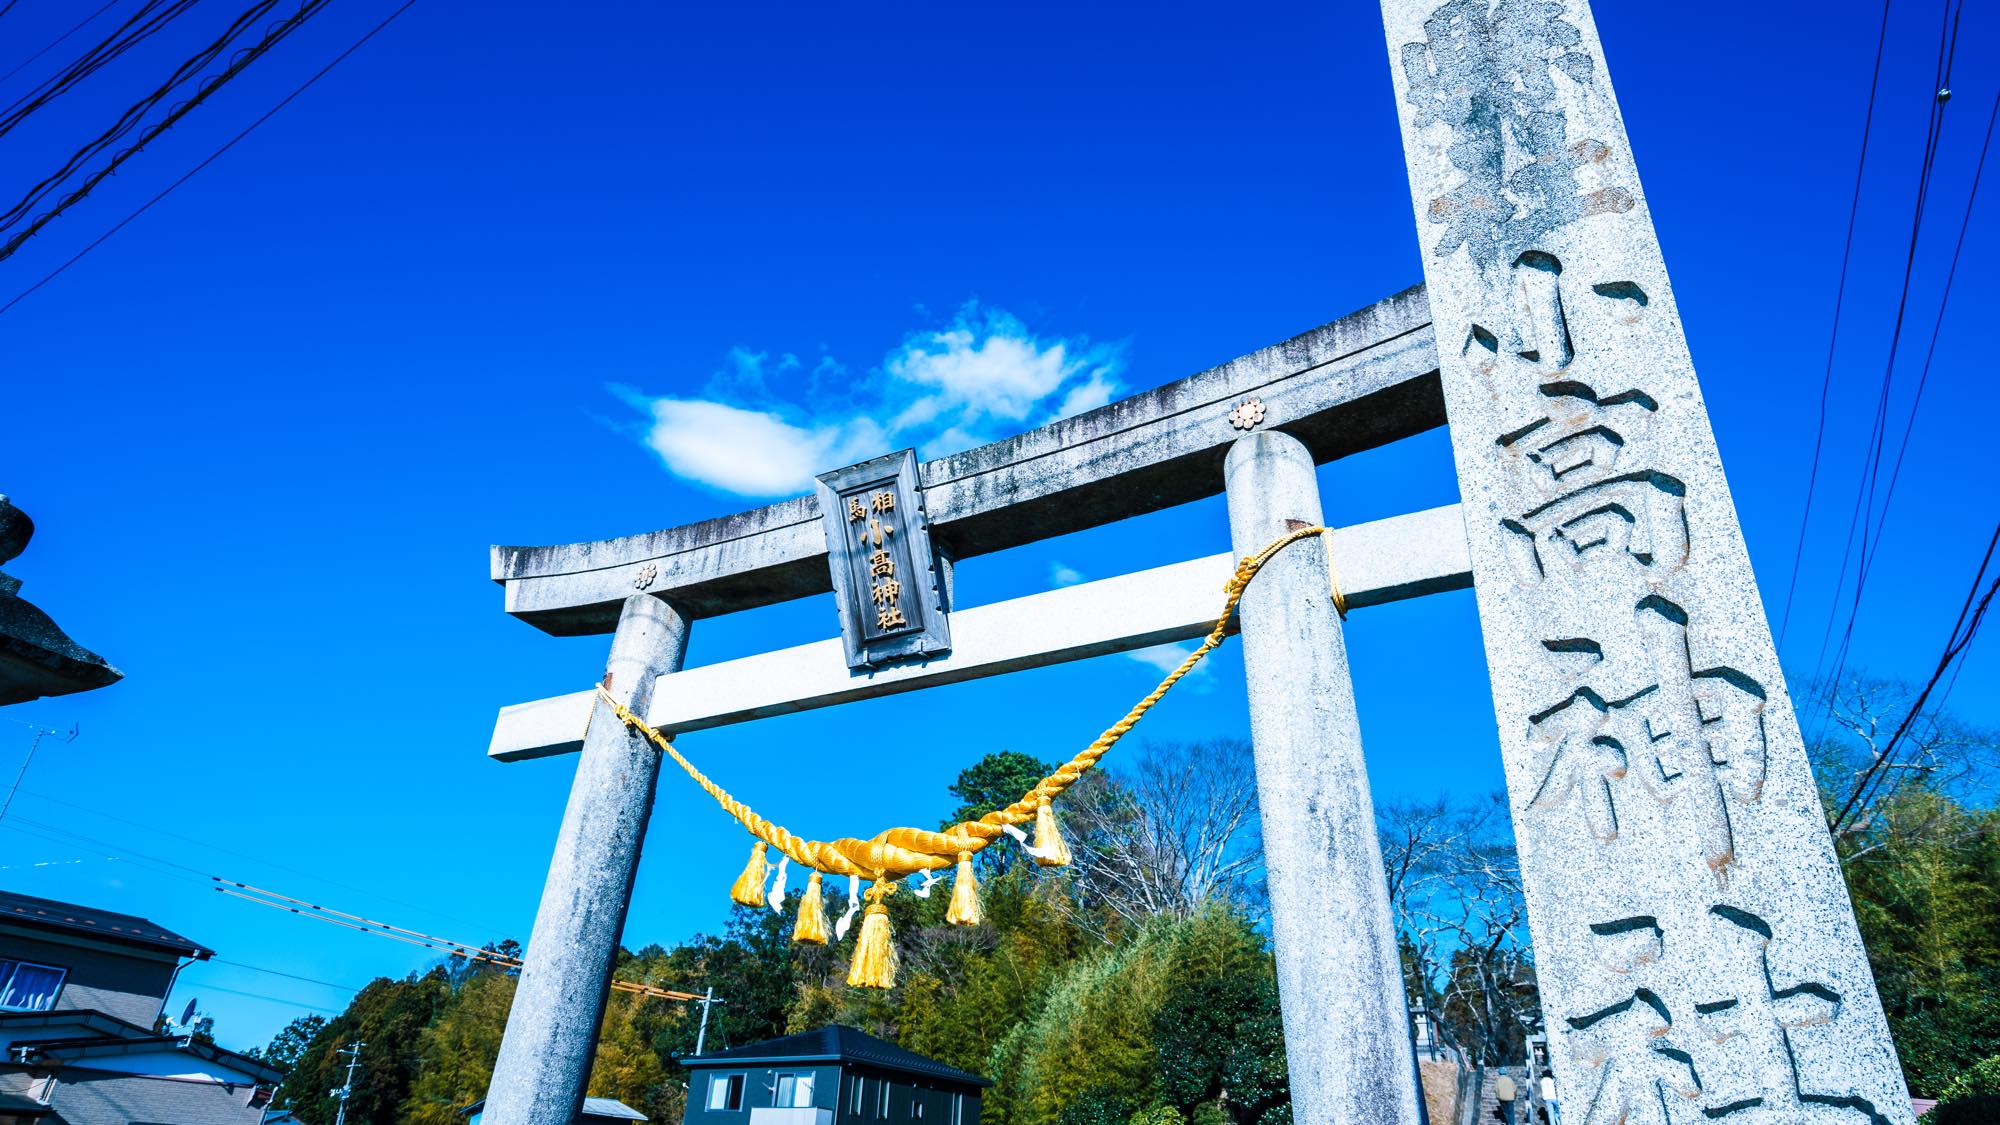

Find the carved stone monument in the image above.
[
  {"left": 0, "top": 495, "right": 121, "bottom": 707},
  {"left": 1379, "top": 1, "right": 1911, "bottom": 1120}
]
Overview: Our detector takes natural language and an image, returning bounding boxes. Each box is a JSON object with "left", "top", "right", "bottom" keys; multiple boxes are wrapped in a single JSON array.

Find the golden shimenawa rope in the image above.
[{"left": 595, "top": 524, "right": 1334, "bottom": 884}]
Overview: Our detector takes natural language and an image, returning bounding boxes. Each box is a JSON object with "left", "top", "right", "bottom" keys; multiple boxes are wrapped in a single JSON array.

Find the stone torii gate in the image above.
[{"left": 477, "top": 3, "right": 1916, "bottom": 1124}]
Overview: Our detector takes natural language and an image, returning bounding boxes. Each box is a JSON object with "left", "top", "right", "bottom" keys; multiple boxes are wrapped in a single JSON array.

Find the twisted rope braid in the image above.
[{"left": 598, "top": 524, "right": 1333, "bottom": 881}]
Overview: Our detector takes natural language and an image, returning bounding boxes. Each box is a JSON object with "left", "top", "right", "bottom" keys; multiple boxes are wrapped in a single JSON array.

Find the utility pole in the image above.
[
  {"left": 330, "top": 1040, "right": 364, "bottom": 1125},
  {"left": 693, "top": 988, "right": 725, "bottom": 1055}
]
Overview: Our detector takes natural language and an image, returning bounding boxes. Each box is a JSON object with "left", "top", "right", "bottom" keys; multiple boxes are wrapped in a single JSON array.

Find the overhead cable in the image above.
[{"left": 0, "top": 0, "right": 421, "bottom": 316}]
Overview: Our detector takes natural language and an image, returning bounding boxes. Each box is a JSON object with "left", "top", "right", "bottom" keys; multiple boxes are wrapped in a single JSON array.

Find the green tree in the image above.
[
  {"left": 257, "top": 1015, "right": 328, "bottom": 1073},
  {"left": 402, "top": 964, "right": 516, "bottom": 1125},
  {"left": 1152, "top": 974, "right": 1287, "bottom": 1125},
  {"left": 946, "top": 751, "right": 1053, "bottom": 826}
]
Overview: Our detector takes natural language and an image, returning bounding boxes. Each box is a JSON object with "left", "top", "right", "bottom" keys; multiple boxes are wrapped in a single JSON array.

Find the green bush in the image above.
[
  {"left": 1127, "top": 1107, "right": 1183, "bottom": 1125},
  {"left": 1059, "top": 1088, "right": 1132, "bottom": 1125},
  {"left": 1938, "top": 1054, "right": 2000, "bottom": 1102},
  {"left": 1189, "top": 1104, "right": 1227, "bottom": 1125}
]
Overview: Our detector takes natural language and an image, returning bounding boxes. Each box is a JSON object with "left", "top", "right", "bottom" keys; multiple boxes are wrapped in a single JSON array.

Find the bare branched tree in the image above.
[
  {"left": 1809, "top": 673, "right": 2000, "bottom": 854},
  {"left": 1378, "top": 794, "right": 1537, "bottom": 1065},
  {"left": 1055, "top": 739, "right": 1264, "bottom": 932}
]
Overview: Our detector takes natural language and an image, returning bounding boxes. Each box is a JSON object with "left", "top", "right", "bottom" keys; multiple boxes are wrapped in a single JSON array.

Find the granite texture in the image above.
[
  {"left": 1225, "top": 432, "right": 1421, "bottom": 1125},
  {"left": 483, "top": 594, "right": 690, "bottom": 1125},
  {"left": 1377, "top": 2, "right": 1912, "bottom": 1121}
]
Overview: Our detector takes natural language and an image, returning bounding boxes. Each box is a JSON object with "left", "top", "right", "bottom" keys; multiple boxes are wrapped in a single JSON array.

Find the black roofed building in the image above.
[
  {"left": 0, "top": 890, "right": 281, "bottom": 1125},
  {"left": 679, "top": 1026, "right": 987, "bottom": 1125}
]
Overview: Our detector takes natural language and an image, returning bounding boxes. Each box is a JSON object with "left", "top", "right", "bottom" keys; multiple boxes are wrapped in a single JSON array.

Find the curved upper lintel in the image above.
[{"left": 491, "top": 283, "right": 1441, "bottom": 635}]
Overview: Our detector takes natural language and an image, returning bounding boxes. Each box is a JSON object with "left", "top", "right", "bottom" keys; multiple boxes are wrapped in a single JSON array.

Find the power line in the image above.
[
  {"left": 212, "top": 958, "right": 360, "bottom": 993},
  {"left": 215, "top": 878, "right": 704, "bottom": 1002},
  {"left": 1869, "top": 86, "right": 2000, "bottom": 593},
  {"left": 1800, "top": 0, "right": 1967, "bottom": 725},
  {"left": 14, "top": 785, "right": 495, "bottom": 930},
  {"left": 1776, "top": 0, "right": 1895, "bottom": 652},
  {"left": 191, "top": 981, "right": 346, "bottom": 1015},
  {"left": 0, "top": 0, "right": 420, "bottom": 316},
  {"left": 0, "top": 0, "right": 316, "bottom": 259},
  {"left": 0, "top": 0, "right": 202, "bottom": 140},
  {"left": 1828, "top": 518, "right": 2000, "bottom": 836},
  {"left": 0, "top": 0, "right": 121, "bottom": 90}
]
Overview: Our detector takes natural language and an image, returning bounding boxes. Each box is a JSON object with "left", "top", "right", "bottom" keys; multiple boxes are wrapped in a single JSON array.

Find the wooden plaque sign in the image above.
[{"left": 814, "top": 449, "right": 951, "bottom": 670}]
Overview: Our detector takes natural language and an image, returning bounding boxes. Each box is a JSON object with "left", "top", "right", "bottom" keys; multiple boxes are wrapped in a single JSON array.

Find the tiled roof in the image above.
[
  {"left": 0, "top": 889, "right": 213, "bottom": 958},
  {"left": 682, "top": 1025, "right": 990, "bottom": 1088}
]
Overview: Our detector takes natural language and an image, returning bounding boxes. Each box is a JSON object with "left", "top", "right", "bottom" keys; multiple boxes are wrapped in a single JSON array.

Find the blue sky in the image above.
[{"left": 1, "top": 0, "right": 1995, "bottom": 1053}]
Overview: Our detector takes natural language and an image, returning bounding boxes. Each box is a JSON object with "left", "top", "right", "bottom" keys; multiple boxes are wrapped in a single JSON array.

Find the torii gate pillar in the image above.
[
  {"left": 1226, "top": 431, "right": 1422, "bottom": 1124},
  {"left": 484, "top": 594, "right": 690, "bottom": 1125},
  {"left": 1378, "top": 0, "right": 1913, "bottom": 1119}
]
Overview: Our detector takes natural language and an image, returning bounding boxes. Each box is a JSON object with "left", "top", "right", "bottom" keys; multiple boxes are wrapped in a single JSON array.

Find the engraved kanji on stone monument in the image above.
[
  {"left": 815, "top": 449, "right": 950, "bottom": 669},
  {"left": 1378, "top": 0, "right": 1913, "bottom": 1120}
]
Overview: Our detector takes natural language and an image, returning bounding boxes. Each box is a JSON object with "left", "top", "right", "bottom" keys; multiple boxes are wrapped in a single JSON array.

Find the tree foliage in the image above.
[{"left": 251, "top": 707, "right": 2000, "bottom": 1122}]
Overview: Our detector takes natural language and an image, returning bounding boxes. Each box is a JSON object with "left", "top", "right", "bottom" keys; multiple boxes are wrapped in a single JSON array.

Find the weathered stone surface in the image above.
[
  {"left": 1225, "top": 432, "right": 1421, "bottom": 1125},
  {"left": 1376, "top": 2, "right": 1911, "bottom": 1120},
  {"left": 487, "top": 504, "right": 1473, "bottom": 762},
  {"left": 482, "top": 594, "right": 689, "bottom": 1125},
  {"left": 0, "top": 495, "right": 121, "bottom": 706},
  {"left": 491, "top": 287, "right": 1440, "bottom": 634}
]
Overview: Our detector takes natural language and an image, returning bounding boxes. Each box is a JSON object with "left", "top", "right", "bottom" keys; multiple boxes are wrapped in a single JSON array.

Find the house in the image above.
[
  {"left": 459, "top": 1095, "right": 649, "bottom": 1125},
  {"left": 679, "top": 1026, "right": 987, "bottom": 1125},
  {"left": 0, "top": 889, "right": 283, "bottom": 1125}
]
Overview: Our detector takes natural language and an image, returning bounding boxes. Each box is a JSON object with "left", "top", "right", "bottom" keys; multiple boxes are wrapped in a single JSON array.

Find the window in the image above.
[
  {"left": 706, "top": 1073, "right": 744, "bottom": 1112},
  {"left": 774, "top": 1073, "right": 814, "bottom": 1108},
  {"left": 877, "top": 1081, "right": 891, "bottom": 1119},
  {"left": 911, "top": 1098, "right": 925, "bottom": 1118},
  {"left": 0, "top": 960, "right": 64, "bottom": 1012},
  {"left": 850, "top": 1077, "right": 865, "bottom": 1115},
  {"left": 951, "top": 1094, "right": 963, "bottom": 1125}
]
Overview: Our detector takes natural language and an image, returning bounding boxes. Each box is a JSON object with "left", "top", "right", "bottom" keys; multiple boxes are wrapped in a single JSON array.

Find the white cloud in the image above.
[
  {"left": 630, "top": 397, "right": 886, "bottom": 497},
  {"left": 1049, "top": 562, "right": 1085, "bottom": 587},
  {"left": 617, "top": 302, "right": 1124, "bottom": 497},
  {"left": 1125, "top": 641, "right": 1211, "bottom": 685}
]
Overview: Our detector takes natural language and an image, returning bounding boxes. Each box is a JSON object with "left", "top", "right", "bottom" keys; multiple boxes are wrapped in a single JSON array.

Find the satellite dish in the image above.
[{"left": 180, "top": 998, "right": 198, "bottom": 1028}]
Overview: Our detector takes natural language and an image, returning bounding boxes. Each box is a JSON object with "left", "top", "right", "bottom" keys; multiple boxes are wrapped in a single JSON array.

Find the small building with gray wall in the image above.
[{"left": 679, "top": 1027, "right": 986, "bottom": 1125}]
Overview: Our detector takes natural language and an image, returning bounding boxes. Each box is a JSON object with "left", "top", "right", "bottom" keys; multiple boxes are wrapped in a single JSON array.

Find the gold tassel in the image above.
[
  {"left": 945, "top": 852, "right": 980, "bottom": 926},
  {"left": 729, "top": 841, "right": 769, "bottom": 907},
  {"left": 846, "top": 883, "right": 897, "bottom": 989},
  {"left": 1032, "top": 797, "right": 1072, "bottom": 867},
  {"left": 793, "top": 871, "right": 828, "bottom": 945}
]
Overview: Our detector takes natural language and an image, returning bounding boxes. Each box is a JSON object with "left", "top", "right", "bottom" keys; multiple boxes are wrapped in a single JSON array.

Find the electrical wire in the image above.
[
  {"left": 1828, "top": 519, "right": 2000, "bottom": 836},
  {"left": 1800, "top": 0, "right": 1966, "bottom": 728},
  {"left": 1868, "top": 86, "right": 1999, "bottom": 595},
  {"left": 14, "top": 785, "right": 496, "bottom": 931},
  {"left": 217, "top": 876, "right": 704, "bottom": 996},
  {"left": 0, "top": 0, "right": 204, "bottom": 140},
  {"left": 1776, "top": 0, "right": 1896, "bottom": 652},
  {"left": 190, "top": 981, "right": 346, "bottom": 1014},
  {"left": 211, "top": 958, "right": 360, "bottom": 993},
  {"left": 0, "top": 0, "right": 307, "bottom": 257},
  {"left": 0, "top": 0, "right": 420, "bottom": 316},
  {"left": 0, "top": 0, "right": 121, "bottom": 90}
]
